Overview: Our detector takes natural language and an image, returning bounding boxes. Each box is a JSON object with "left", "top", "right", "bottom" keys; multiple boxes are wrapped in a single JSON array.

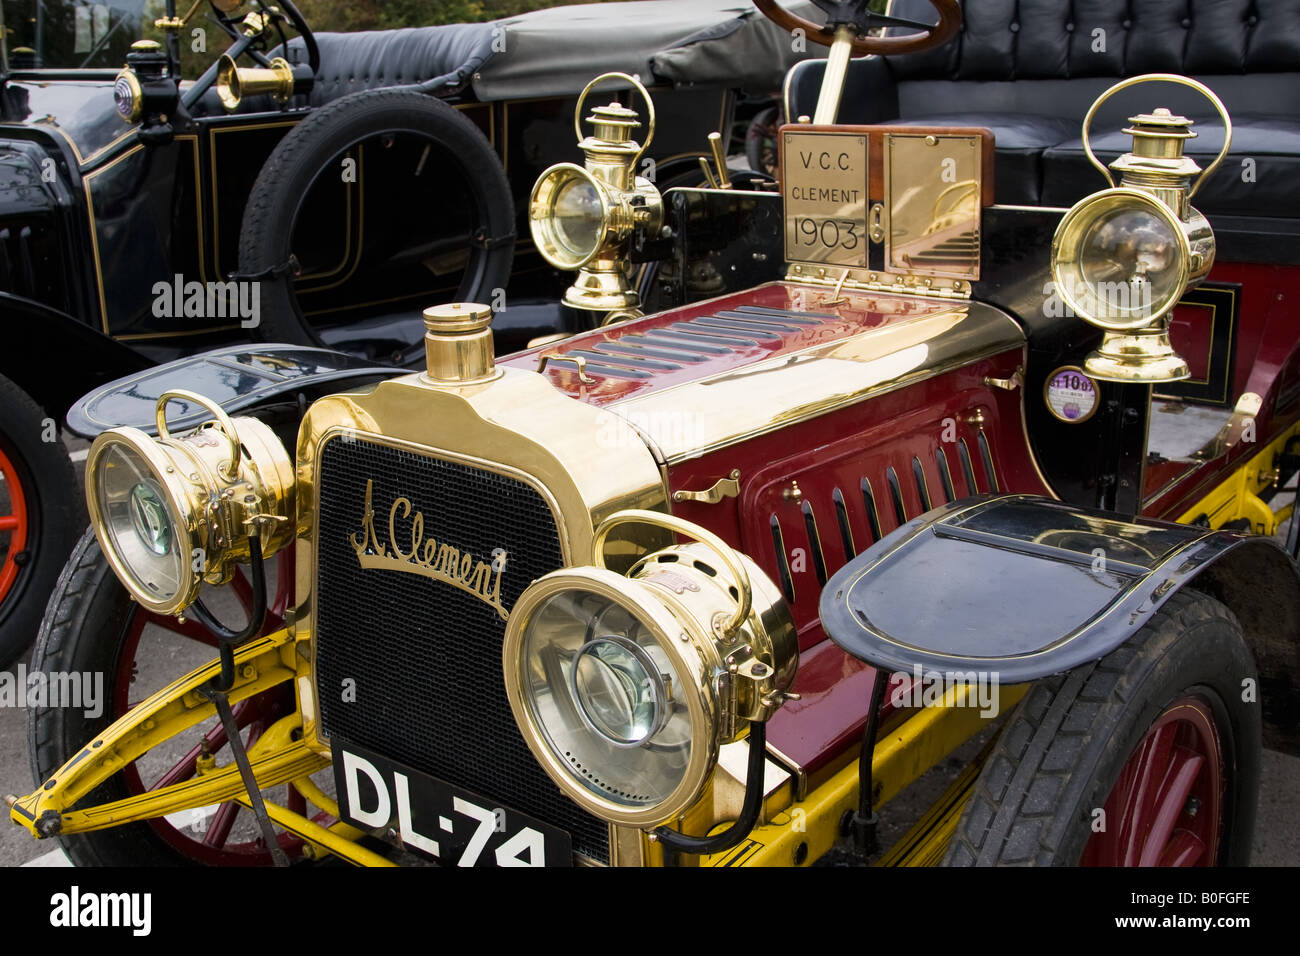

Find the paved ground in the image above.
[{"left": 2, "top": 421, "right": 1299, "bottom": 868}]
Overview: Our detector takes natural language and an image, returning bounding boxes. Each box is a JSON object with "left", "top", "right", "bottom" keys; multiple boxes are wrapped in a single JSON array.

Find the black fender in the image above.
[
  {"left": 65, "top": 344, "right": 399, "bottom": 441},
  {"left": 0, "top": 294, "right": 150, "bottom": 421},
  {"left": 819, "top": 494, "right": 1300, "bottom": 755}
]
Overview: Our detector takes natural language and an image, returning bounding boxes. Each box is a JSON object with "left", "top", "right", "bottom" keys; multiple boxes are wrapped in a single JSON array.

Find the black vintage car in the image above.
[{"left": 0, "top": 0, "right": 814, "bottom": 666}]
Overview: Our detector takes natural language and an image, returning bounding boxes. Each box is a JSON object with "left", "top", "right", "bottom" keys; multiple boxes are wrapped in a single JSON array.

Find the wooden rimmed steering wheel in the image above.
[{"left": 752, "top": 0, "right": 961, "bottom": 56}]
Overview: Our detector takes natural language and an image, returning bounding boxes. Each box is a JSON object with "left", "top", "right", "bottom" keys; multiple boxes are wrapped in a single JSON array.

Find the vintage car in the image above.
[
  {"left": 8, "top": 0, "right": 1300, "bottom": 867},
  {"left": 0, "top": 0, "right": 810, "bottom": 669}
]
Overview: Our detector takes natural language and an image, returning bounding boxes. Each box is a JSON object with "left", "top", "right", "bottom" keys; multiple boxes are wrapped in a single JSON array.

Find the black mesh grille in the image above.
[{"left": 314, "top": 436, "right": 610, "bottom": 863}]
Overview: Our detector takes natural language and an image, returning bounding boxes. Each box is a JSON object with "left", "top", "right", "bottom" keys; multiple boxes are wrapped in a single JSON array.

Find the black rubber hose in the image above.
[
  {"left": 653, "top": 721, "right": 767, "bottom": 856},
  {"left": 850, "top": 667, "right": 890, "bottom": 855},
  {"left": 188, "top": 532, "right": 269, "bottom": 692}
]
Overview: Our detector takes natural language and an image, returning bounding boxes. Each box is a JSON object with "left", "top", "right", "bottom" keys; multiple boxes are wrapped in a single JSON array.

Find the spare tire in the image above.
[{"left": 238, "top": 88, "right": 515, "bottom": 352}]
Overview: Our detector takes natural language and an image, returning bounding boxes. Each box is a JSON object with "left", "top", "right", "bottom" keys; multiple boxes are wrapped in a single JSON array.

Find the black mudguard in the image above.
[
  {"left": 0, "top": 294, "right": 152, "bottom": 418},
  {"left": 820, "top": 494, "right": 1300, "bottom": 753},
  {"left": 65, "top": 344, "right": 398, "bottom": 438}
]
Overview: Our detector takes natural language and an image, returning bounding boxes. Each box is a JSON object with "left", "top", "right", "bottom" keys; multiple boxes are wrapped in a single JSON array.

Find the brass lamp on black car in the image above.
[
  {"left": 1051, "top": 74, "right": 1232, "bottom": 383},
  {"left": 529, "top": 72, "right": 664, "bottom": 324}
]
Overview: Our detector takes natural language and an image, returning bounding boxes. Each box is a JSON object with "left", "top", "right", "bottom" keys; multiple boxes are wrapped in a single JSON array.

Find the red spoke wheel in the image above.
[
  {"left": 943, "top": 590, "right": 1260, "bottom": 867},
  {"left": 0, "top": 445, "right": 30, "bottom": 611},
  {"left": 29, "top": 529, "right": 334, "bottom": 866},
  {"left": 0, "top": 373, "right": 83, "bottom": 668},
  {"left": 1080, "top": 696, "right": 1223, "bottom": 866}
]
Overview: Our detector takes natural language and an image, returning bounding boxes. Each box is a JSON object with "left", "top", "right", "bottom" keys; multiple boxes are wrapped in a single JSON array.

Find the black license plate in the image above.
[{"left": 331, "top": 741, "right": 572, "bottom": 867}]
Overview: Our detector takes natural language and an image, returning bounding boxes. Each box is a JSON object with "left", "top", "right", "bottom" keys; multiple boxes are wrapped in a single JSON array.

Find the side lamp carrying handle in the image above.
[
  {"left": 156, "top": 389, "right": 242, "bottom": 479},
  {"left": 1080, "top": 73, "right": 1233, "bottom": 200},
  {"left": 574, "top": 71, "right": 657, "bottom": 171}
]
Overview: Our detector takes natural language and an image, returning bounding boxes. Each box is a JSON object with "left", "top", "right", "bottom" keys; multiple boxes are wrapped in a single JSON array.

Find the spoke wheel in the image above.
[
  {"left": 0, "top": 445, "right": 29, "bottom": 610},
  {"left": 1080, "top": 695, "right": 1224, "bottom": 866},
  {"left": 941, "top": 589, "right": 1260, "bottom": 867},
  {"left": 0, "top": 373, "right": 83, "bottom": 668},
  {"left": 30, "top": 529, "right": 333, "bottom": 867},
  {"left": 239, "top": 87, "right": 514, "bottom": 359}
]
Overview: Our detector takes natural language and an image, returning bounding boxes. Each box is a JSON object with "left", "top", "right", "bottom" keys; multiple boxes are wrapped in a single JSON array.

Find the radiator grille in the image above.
[{"left": 313, "top": 435, "right": 610, "bottom": 863}]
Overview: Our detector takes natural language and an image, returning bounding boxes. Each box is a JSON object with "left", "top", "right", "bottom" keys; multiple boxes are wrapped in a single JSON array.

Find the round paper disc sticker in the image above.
[{"left": 1045, "top": 366, "right": 1099, "bottom": 423}]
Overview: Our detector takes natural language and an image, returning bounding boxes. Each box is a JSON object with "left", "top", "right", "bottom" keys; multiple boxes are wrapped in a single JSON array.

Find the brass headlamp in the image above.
[
  {"left": 85, "top": 391, "right": 294, "bottom": 616},
  {"left": 1051, "top": 74, "right": 1231, "bottom": 382},
  {"left": 502, "top": 511, "right": 797, "bottom": 828},
  {"left": 529, "top": 72, "right": 664, "bottom": 322}
]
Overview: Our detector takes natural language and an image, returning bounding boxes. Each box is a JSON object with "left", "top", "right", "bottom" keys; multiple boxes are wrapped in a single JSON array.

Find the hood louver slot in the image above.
[
  {"left": 665, "top": 322, "right": 761, "bottom": 347},
  {"left": 642, "top": 329, "right": 731, "bottom": 354},
  {"left": 599, "top": 336, "right": 708, "bottom": 362},
  {"left": 688, "top": 317, "right": 785, "bottom": 340},
  {"left": 570, "top": 348, "right": 680, "bottom": 372},
  {"left": 542, "top": 305, "right": 837, "bottom": 385},
  {"left": 729, "top": 305, "right": 834, "bottom": 324}
]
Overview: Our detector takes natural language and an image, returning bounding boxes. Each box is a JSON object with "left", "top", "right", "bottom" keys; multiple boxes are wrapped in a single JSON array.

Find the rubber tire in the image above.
[
  {"left": 0, "top": 373, "right": 83, "bottom": 669},
  {"left": 942, "top": 589, "right": 1261, "bottom": 867},
  {"left": 26, "top": 529, "right": 197, "bottom": 865},
  {"left": 238, "top": 87, "right": 514, "bottom": 348}
]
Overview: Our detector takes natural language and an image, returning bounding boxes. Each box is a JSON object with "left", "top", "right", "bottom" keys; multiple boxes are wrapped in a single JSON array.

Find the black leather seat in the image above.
[
  {"left": 1044, "top": 114, "right": 1300, "bottom": 218},
  {"left": 786, "top": 0, "right": 1300, "bottom": 217}
]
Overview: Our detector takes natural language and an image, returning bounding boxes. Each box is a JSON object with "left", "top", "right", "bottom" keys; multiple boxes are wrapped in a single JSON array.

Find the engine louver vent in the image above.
[
  {"left": 767, "top": 432, "right": 1000, "bottom": 614},
  {"left": 574, "top": 306, "right": 836, "bottom": 379}
]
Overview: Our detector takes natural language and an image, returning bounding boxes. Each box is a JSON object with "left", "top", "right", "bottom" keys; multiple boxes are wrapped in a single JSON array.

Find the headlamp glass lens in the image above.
[
  {"left": 553, "top": 177, "right": 603, "bottom": 259},
  {"left": 572, "top": 636, "right": 665, "bottom": 746},
  {"left": 522, "top": 588, "right": 693, "bottom": 810},
  {"left": 129, "top": 482, "right": 173, "bottom": 556},
  {"left": 96, "top": 444, "right": 186, "bottom": 604},
  {"left": 1078, "top": 206, "right": 1182, "bottom": 321},
  {"left": 113, "top": 76, "right": 138, "bottom": 121}
]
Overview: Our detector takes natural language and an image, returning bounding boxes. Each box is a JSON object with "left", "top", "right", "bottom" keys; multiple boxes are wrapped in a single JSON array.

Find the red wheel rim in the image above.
[
  {"left": 0, "top": 445, "right": 30, "bottom": 610},
  {"left": 111, "top": 549, "right": 333, "bottom": 866},
  {"left": 1081, "top": 695, "right": 1225, "bottom": 866}
]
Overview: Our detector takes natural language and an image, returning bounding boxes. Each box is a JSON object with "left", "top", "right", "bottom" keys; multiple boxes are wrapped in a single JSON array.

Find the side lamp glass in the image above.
[{"left": 530, "top": 164, "right": 614, "bottom": 271}]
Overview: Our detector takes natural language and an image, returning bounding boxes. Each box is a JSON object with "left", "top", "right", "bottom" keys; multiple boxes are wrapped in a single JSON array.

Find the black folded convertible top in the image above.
[{"left": 298, "top": 0, "right": 820, "bottom": 104}]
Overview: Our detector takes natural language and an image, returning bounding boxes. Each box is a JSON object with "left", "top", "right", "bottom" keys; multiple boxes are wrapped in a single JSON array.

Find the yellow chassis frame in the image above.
[
  {"left": 9, "top": 627, "right": 391, "bottom": 867},
  {"left": 1175, "top": 418, "right": 1300, "bottom": 534},
  {"left": 9, "top": 628, "right": 1021, "bottom": 867}
]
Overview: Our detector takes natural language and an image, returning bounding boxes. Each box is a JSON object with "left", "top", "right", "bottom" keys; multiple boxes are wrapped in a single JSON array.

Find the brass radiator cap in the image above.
[{"left": 422, "top": 302, "right": 498, "bottom": 385}]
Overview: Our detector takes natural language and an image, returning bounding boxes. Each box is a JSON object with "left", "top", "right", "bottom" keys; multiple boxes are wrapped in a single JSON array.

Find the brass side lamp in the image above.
[
  {"left": 1051, "top": 75, "right": 1232, "bottom": 383},
  {"left": 528, "top": 72, "right": 664, "bottom": 323}
]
